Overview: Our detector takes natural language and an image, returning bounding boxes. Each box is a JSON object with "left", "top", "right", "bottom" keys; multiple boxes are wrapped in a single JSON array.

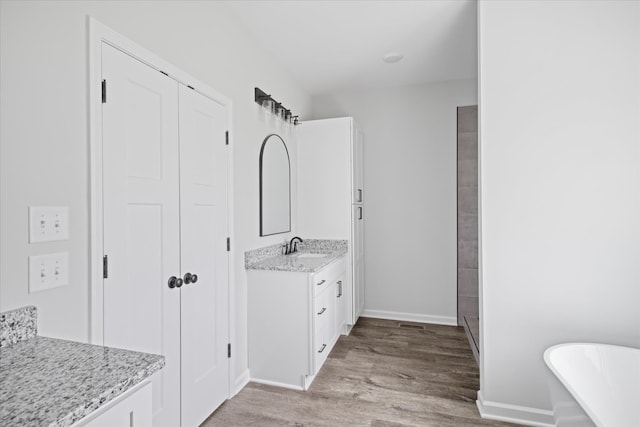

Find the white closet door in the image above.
[
  {"left": 101, "top": 43, "right": 181, "bottom": 427},
  {"left": 178, "top": 84, "right": 229, "bottom": 427}
]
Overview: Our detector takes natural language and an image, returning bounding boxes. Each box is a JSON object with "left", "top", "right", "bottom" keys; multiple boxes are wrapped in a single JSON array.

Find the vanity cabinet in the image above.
[
  {"left": 298, "top": 117, "right": 365, "bottom": 327},
  {"left": 247, "top": 256, "right": 346, "bottom": 390}
]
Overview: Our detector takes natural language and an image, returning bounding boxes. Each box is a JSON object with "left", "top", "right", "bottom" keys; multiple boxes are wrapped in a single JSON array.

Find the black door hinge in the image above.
[
  {"left": 103, "top": 255, "right": 108, "bottom": 279},
  {"left": 227, "top": 343, "right": 231, "bottom": 358},
  {"left": 225, "top": 130, "right": 229, "bottom": 146},
  {"left": 226, "top": 237, "right": 230, "bottom": 252},
  {"left": 101, "top": 80, "right": 107, "bottom": 103}
]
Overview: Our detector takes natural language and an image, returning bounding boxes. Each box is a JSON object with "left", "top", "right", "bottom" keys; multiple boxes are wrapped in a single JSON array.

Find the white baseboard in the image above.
[
  {"left": 232, "top": 369, "right": 250, "bottom": 396},
  {"left": 477, "top": 391, "right": 555, "bottom": 427},
  {"left": 361, "top": 309, "right": 457, "bottom": 326},
  {"left": 249, "top": 377, "right": 304, "bottom": 391}
]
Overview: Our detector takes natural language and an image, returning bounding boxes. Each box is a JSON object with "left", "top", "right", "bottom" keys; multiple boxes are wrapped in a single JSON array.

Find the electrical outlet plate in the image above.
[
  {"left": 28, "top": 252, "right": 69, "bottom": 293},
  {"left": 29, "top": 206, "right": 69, "bottom": 243}
]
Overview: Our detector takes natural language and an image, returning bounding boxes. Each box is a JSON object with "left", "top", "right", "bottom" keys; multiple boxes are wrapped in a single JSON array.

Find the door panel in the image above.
[
  {"left": 101, "top": 43, "right": 181, "bottom": 427},
  {"left": 352, "top": 125, "right": 364, "bottom": 204},
  {"left": 352, "top": 205, "right": 365, "bottom": 323},
  {"left": 178, "top": 84, "right": 229, "bottom": 427}
]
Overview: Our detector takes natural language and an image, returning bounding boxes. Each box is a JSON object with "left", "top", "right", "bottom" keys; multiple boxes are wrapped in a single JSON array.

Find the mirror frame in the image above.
[{"left": 259, "top": 133, "right": 291, "bottom": 236}]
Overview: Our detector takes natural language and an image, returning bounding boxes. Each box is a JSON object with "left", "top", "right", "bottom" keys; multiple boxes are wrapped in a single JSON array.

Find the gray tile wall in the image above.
[{"left": 457, "top": 106, "right": 478, "bottom": 326}]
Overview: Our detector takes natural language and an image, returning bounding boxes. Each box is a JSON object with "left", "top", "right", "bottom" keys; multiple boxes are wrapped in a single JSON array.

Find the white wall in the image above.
[
  {"left": 0, "top": 1, "right": 310, "bottom": 384},
  {"left": 478, "top": 0, "right": 640, "bottom": 423},
  {"left": 313, "top": 80, "right": 477, "bottom": 324}
]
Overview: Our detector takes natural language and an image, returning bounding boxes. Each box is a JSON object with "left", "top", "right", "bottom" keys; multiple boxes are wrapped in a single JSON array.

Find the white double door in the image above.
[{"left": 101, "top": 43, "right": 229, "bottom": 427}]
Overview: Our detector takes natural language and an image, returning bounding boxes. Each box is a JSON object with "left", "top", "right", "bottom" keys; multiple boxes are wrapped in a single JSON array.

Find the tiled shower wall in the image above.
[{"left": 457, "top": 106, "right": 478, "bottom": 326}]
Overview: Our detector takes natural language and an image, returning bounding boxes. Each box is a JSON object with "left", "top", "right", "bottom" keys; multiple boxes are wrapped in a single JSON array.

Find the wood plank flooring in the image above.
[{"left": 202, "top": 318, "right": 517, "bottom": 427}]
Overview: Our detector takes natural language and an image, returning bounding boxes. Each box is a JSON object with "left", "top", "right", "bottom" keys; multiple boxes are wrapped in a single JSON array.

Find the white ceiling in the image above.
[{"left": 223, "top": 0, "right": 477, "bottom": 95}]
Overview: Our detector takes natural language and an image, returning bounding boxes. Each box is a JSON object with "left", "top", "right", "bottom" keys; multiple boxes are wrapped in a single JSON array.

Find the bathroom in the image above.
[{"left": 1, "top": 1, "right": 639, "bottom": 426}]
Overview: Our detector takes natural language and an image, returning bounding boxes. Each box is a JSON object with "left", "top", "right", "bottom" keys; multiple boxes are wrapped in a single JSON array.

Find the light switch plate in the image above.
[
  {"left": 29, "top": 206, "right": 69, "bottom": 243},
  {"left": 28, "top": 252, "right": 69, "bottom": 293}
]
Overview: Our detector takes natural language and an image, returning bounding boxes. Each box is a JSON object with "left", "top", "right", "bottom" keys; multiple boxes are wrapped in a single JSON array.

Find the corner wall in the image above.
[
  {"left": 312, "top": 80, "right": 477, "bottom": 325},
  {"left": 478, "top": 1, "right": 640, "bottom": 423},
  {"left": 0, "top": 0, "right": 311, "bottom": 385}
]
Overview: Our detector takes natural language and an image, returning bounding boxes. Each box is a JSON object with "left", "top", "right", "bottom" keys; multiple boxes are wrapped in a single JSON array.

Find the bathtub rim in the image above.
[{"left": 543, "top": 342, "right": 640, "bottom": 427}]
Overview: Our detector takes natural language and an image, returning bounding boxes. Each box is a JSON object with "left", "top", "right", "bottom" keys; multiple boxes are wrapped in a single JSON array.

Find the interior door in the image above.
[
  {"left": 101, "top": 43, "right": 181, "bottom": 427},
  {"left": 178, "top": 84, "right": 230, "bottom": 427}
]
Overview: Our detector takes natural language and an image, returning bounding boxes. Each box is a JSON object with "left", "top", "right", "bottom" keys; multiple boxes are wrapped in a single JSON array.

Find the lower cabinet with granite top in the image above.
[
  {"left": 75, "top": 381, "right": 152, "bottom": 427},
  {"left": 246, "top": 241, "right": 347, "bottom": 390},
  {"left": 0, "top": 306, "right": 164, "bottom": 427}
]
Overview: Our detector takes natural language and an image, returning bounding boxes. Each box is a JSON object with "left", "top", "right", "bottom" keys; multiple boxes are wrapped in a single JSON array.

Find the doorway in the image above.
[{"left": 89, "top": 19, "right": 234, "bottom": 427}]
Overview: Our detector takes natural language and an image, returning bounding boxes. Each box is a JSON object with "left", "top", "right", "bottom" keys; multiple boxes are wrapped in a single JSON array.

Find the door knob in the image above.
[
  {"left": 168, "top": 276, "right": 183, "bottom": 289},
  {"left": 184, "top": 272, "right": 198, "bottom": 284}
]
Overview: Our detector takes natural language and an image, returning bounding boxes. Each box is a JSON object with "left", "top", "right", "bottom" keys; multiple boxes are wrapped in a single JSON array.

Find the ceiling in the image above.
[{"left": 223, "top": 0, "right": 478, "bottom": 95}]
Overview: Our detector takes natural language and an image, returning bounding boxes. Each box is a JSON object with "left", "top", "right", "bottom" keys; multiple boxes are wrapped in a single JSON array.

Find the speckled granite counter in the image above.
[
  {"left": 0, "top": 307, "right": 165, "bottom": 427},
  {"left": 245, "top": 239, "right": 347, "bottom": 273}
]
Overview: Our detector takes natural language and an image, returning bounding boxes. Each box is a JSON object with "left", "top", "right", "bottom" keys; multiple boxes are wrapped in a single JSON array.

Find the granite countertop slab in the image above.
[
  {"left": 245, "top": 239, "right": 347, "bottom": 273},
  {"left": 0, "top": 336, "right": 165, "bottom": 427}
]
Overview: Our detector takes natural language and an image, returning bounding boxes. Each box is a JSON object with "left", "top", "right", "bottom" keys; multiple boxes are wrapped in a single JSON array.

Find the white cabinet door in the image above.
[
  {"left": 335, "top": 274, "right": 347, "bottom": 335},
  {"left": 79, "top": 382, "right": 152, "bottom": 427},
  {"left": 352, "top": 124, "right": 364, "bottom": 204},
  {"left": 178, "top": 84, "right": 229, "bottom": 427},
  {"left": 102, "top": 43, "right": 181, "bottom": 427},
  {"left": 352, "top": 205, "right": 365, "bottom": 323}
]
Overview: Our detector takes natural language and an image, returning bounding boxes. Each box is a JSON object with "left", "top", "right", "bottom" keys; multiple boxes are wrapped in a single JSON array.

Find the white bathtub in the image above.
[{"left": 544, "top": 343, "right": 640, "bottom": 427}]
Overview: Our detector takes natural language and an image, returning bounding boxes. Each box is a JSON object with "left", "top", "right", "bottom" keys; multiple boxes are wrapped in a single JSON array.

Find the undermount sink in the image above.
[{"left": 293, "top": 253, "right": 329, "bottom": 259}]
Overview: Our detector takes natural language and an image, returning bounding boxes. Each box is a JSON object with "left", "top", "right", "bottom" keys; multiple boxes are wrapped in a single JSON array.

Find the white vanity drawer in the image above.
[
  {"left": 312, "top": 256, "right": 346, "bottom": 296},
  {"left": 314, "top": 287, "right": 332, "bottom": 369}
]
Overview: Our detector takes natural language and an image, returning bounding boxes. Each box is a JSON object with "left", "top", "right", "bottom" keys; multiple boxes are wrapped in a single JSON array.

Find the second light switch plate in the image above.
[
  {"left": 28, "top": 252, "right": 69, "bottom": 293},
  {"left": 29, "top": 206, "right": 69, "bottom": 242}
]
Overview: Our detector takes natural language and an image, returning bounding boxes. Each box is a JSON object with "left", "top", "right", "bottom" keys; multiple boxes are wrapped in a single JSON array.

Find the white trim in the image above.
[
  {"left": 232, "top": 369, "right": 250, "bottom": 396},
  {"left": 476, "top": 391, "right": 555, "bottom": 427},
  {"left": 361, "top": 309, "right": 457, "bottom": 326},
  {"left": 88, "top": 16, "right": 235, "bottom": 399},
  {"left": 249, "top": 378, "right": 304, "bottom": 391},
  {"left": 88, "top": 15, "right": 104, "bottom": 346},
  {"left": 462, "top": 317, "right": 479, "bottom": 366}
]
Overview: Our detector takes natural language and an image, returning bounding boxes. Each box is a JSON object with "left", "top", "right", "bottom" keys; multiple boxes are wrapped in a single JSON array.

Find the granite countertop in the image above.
[
  {"left": 245, "top": 239, "right": 348, "bottom": 273},
  {"left": 0, "top": 307, "right": 165, "bottom": 427}
]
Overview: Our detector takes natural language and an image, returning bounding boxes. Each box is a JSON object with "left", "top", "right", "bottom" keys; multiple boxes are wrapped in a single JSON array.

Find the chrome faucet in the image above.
[{"left": 284, "top": 236, "right": 303, "bottom": 255}]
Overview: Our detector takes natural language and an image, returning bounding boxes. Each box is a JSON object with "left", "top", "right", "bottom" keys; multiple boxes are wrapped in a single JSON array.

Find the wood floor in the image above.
[{"left": 202, "top": 317, "right": 517, "bottom": 427}]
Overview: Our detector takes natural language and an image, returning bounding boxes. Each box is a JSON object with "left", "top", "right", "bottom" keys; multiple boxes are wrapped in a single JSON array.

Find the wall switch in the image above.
[
  {"left": 28, "top": 252, "right": 69, "bottom": 293},
  {"left": 29, "top": 206, "right": 69, "bottom": 242}
]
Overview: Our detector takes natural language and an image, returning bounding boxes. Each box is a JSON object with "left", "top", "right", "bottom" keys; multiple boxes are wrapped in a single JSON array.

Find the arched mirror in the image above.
[{"left": 259, "top": 134, "right": 291, "bottom": 236}]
